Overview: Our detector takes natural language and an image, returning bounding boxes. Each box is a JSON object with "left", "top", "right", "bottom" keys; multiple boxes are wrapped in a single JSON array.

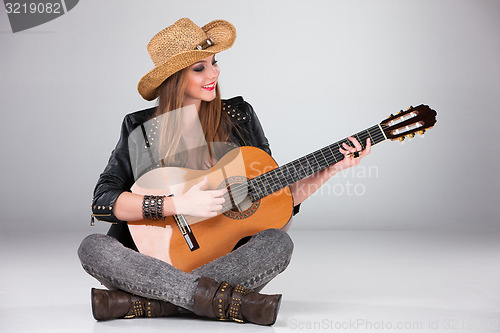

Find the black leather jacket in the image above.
[{"left": 91, "top": 96, "right": 299, "bottom": 249}]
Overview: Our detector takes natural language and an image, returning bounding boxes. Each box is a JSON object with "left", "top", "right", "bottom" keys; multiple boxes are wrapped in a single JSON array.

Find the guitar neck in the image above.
[{"left": 249, "top": 124, "right": 387, "bottom": 200}]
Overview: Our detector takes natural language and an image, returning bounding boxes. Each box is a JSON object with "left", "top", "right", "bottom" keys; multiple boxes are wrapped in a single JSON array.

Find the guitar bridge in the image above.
[{"left": 173, "top": 214, "right": 199, "bottom": 251}]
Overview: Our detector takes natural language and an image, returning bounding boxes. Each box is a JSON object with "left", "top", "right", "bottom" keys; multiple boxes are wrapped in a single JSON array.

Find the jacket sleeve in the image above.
[
  {"left": 243, "top": 100, "right": 301, "bottom": 216},
  {"left": 91, "top": 115, "right": 136, "bottom": 223}
]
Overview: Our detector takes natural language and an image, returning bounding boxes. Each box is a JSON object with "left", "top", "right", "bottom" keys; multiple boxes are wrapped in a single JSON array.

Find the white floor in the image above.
[{"left": 1, "top": 229, "right": 499, "bottom": 332}]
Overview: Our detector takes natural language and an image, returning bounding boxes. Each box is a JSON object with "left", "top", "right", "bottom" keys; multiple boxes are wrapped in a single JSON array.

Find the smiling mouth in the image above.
[{"left": 202, "top": 81, "right": 216, "bottom": 90}]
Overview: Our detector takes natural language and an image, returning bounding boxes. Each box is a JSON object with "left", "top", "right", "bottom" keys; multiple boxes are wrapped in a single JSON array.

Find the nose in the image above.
[{"left": 207, "top": 63, "right": 219, "bottom": 80}]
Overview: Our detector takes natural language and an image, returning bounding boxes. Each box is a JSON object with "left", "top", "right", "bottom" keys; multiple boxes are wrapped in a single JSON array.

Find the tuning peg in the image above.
[
  {"left": 387, "top": 113, "right": 394, "bottom": 119},
  {"left": 406, "top": 106, "right": 413, "bottom": 111},
  {"left": 398, "top": 136, "right": 405, "bottom": 142},
  {"left": 418, "top": 130, "right": 426, "bottom": 135},
  {"left": 408, "top": 133, "right": 415, "bottom": 139},
  {"left": 397, "top": 110, "right": 403, "bottom": 115}
]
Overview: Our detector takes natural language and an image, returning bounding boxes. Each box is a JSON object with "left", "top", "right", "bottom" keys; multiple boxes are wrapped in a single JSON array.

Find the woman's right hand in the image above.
[{"left": 172, "top": 176, "right": 226, "bottom": 217}]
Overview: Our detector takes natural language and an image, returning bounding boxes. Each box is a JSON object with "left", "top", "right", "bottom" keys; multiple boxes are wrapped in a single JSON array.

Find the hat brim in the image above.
[{"left": 138, "top": 20, "right": 236, "bottom": 101}]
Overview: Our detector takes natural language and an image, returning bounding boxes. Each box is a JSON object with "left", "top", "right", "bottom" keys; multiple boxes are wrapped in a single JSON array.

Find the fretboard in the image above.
[{"left": 248, "top": 124, "right": 386, "bottom": 200}]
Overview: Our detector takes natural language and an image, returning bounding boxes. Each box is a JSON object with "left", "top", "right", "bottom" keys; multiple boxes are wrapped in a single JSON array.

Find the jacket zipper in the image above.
[{"left": 90, "top": 213, "right": 113, "bottom": 226}]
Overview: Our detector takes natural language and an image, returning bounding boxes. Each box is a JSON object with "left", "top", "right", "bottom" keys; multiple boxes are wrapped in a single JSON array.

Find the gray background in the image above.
[
  {"left": 1, "top": 1, "right": 500, "bottom": 332},
  {"left": 1, "top": 0, "right": 499, "bottom": 235}
]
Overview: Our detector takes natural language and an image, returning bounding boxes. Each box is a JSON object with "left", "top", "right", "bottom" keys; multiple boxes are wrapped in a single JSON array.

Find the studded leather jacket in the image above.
[{"left": 91, "top": 96, "right": 299, "bottom": 248}]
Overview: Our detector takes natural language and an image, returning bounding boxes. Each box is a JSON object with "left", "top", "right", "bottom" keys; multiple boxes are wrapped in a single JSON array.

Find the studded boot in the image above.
[
  {"left": 193, "top": 276, "right": 281, "bottom": 326},
  {"left": 91, "top": 288, "right": 179, "bottom": 321}
]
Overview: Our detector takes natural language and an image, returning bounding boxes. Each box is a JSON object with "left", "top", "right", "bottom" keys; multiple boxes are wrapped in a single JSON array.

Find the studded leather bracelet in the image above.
[{"left": 142, "top": 195, "right": 166, "bottom": 220}]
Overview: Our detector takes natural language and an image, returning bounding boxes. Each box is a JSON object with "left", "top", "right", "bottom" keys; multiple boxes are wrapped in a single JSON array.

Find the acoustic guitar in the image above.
[{"left": 129, "top": 105, "right": 437, "bottom": 272}]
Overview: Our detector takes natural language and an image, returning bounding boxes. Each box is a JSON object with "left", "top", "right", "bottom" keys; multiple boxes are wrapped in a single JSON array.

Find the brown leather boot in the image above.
[
  {"left": 91, "top": 288, "right": 179, "bottom": 321},
  {"left": 193, "top": 276, "right": 281, "bottom": 326}
]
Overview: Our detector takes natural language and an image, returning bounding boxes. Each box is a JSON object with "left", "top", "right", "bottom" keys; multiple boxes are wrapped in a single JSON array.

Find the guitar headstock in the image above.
[{"left": 380, "top": 105, "right": 437, "bottom": 141}]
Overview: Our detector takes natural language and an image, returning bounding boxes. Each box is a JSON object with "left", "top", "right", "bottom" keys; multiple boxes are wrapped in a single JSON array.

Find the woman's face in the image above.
[{"left": 183, "top": 55, "right": 220, "bottom": 108}]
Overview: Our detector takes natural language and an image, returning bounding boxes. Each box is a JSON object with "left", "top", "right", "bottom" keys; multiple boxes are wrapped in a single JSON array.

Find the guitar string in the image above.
[
  {"left": 161, "top": 113, "right": 422, "bottom": 214},
  {"left": 179, "top": 118, "right": 416, "bottom": 212},
  {"left": 195, "top": 110, "right": 428, "bottom": 212},
  {"left": 217, "top": 125, "right": 388, "bottom": 211},
  {"left": 219, "top": 127, "right": 386, "bottom": 208}
]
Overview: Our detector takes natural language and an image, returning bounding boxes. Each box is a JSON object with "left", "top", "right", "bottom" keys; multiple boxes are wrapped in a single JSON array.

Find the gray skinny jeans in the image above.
[{"left": 77, "top": 228, "right": 293, "bottom": 311}]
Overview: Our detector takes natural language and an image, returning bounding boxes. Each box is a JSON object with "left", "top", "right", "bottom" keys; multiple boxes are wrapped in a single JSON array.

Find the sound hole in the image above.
[{"left": 217, "top": 176, "right": 260, "bottom": 220}]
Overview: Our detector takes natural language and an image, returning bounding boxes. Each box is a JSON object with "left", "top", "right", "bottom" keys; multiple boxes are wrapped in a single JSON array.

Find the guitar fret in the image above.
[
  {"left": 306, "top": 156, "right": 315, "bottom": 174},
  {"left": 319, "top": 149, "right": 329, "bottom": 167},
  {"left": 263, "top": 173, "right": 273, "bottom": 195},
  {"left": 305, "top": 154, "right": 314, "bottom": 173},
  {"left": 311, "top": 151, "right": 322, "bottom": 171},
  {"left": 258, "top": 175, "right": 268, "bottom": 198},
  {"left": 319, "top": 151, "right": 329, "bottom": 169},
  {"left": 251, "top": 181, "right": 260, "bottom": 200},
  {"left": 277, "top": 167, "right": 288, "bottom": 187},
  {"left": 295, "top": 160, "right": 306, "bottom": 179},
  {"left": 360, "top": 133, "right": 368, "bottom": 149},
  {"left": 260, "top": 174, "right": 269, "bottom": 196},
  {"left": 270, "top": 172, "right": 280, "bottom": 192},
  {"left": 366, "top": 128, "right": 374, "bottom": 143},
  {"left": 268, "top": 171, "right": 277, "bottom": 190},
  {"left": 323, "top": 152, "right": 334, "bottom": 166},
  {"left": 247, "top": 182, "right": 257, "bottom": 201},
  {"left": 269, "top": 171, "right": 280, "bottom": 192},
  {"left": 254, "top": 175, "right": 265, "bottom": 198},
  {"left": 298, "top": 158, "right": 308, "bottom": 177},
  {"left": 307, "top": 154, "right": 317, "bottom": 174},
  {"left": 290, "top": 163, "right": 300, "bottom": 183},
  {"left": 273, "top": 169, "right": 284, "bottom": 187},
  {"left": 285, "top": 166, "right": 293, "bottom": 184},
  {"left": 328, "top": 145, "right": 338, "bottom": 162},
  {"left": 378, "top": 123, "right": 388, "bottom": 140},
  {"left": 354, "top": 133, "right": 362, "bottom": 149}
]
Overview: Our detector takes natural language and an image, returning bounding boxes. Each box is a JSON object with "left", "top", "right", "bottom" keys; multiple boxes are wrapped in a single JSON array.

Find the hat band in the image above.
[{"left": 195, "top": 38, "right": 214, "bottom": 50}]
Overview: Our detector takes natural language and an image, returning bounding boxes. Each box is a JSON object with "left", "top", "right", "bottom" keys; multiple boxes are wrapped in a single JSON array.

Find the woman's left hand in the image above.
[{"left": 330, "top": 136, "right": 371, "bottom": 173}]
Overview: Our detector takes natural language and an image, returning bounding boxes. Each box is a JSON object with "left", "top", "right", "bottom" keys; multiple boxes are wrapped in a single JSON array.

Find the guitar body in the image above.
[{"left": 128, "top": 146, "right": 294, "bottom": 273}]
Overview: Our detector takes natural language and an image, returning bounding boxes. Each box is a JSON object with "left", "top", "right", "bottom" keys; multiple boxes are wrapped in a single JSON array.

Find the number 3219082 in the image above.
[{"left": 5, "top": 2, "right": 62, "bottom": 14}]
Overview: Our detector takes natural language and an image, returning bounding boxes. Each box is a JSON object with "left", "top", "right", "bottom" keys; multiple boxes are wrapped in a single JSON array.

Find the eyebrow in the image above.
[{"left": 193, "top": 56, "right": 216, "bottom": 65}]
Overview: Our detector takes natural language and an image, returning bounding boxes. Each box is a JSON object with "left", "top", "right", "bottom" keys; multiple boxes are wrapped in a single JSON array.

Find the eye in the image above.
[
  {"left": 212, "top": 59, "right": 218, "bottom": 65},
  {"left": 193, "top": 65, "right": 204, "bottom": 72}
]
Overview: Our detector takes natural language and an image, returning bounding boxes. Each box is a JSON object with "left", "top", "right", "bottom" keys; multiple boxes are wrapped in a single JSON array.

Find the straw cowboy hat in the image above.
[{"left": 137, "top": 18, "right": 236, "bottom": 101}]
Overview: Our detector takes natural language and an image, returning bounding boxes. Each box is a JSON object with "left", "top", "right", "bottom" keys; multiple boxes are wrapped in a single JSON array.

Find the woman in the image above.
[{"left": 78, "top": 18, "right": 370, "bottom": 326}]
